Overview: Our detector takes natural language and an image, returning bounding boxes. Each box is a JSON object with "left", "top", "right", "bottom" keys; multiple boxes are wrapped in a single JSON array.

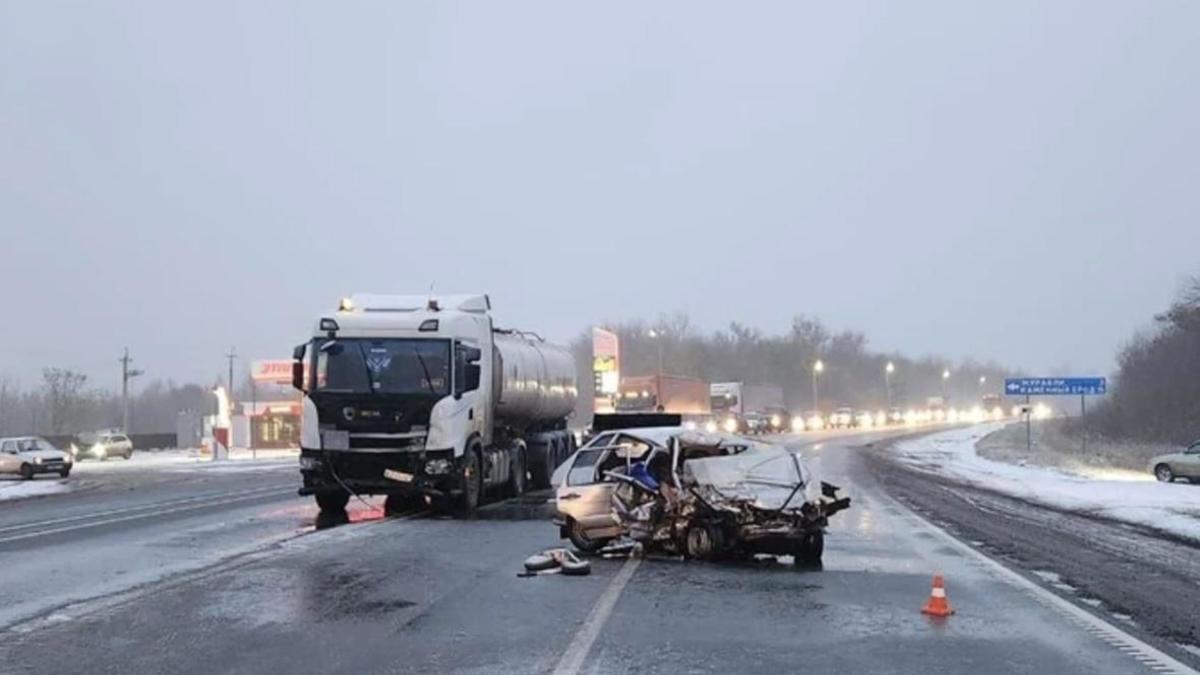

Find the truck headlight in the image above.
[
  {"left": 770, "top": 415, "right": 781, "bottom": 428},
  {"left": 425, "top": 459, "right": 453, "bottom": 476},
  {"left": 299, "top": 456, "right": 323, "bottom": 471}
]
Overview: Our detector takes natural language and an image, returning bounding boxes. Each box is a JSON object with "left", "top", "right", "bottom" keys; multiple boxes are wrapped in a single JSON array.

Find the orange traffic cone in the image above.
[{"left": 921, "top": 574, "right": 955, "bottom": 617}]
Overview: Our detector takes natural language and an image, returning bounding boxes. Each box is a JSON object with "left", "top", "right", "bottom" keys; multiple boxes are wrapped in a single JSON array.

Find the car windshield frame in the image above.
[
  {"left": 17, "top": 438, "right": 58, "bottom": 453},
  {"left": 313, "top": 337, "right": 452, "bottom": 396}
]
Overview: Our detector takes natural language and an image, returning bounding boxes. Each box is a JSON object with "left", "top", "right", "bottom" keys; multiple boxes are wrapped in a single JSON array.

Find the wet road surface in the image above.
[{"left": 0, "top": 432, "right": 1196, "bottom": 674}]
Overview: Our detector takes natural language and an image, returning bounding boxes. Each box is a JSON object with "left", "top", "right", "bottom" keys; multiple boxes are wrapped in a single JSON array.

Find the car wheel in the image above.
[
  {"left": 684, "top": 522, "right": 723, "bottom": 561},
  {"left": 567, "top": 519, "right": 612, "bottom": 554},
  {"left": 124, "top": 450, "right": 133, "bottom": 460},
  {"left": 457, "top": 446, "right": 482, "bottom": 514},
  {"left": 19, "top": 464, "right": 34, "bottom": 480},
  {"left": 793, "top": 530, "right": 825, "bottom": 567},
  {"left": 507, "top": 446, "right": 527, "bottom": 498},
  {"left": 1154, "top": 464, "right": 1175, "bottom": 482},
  {"left": 59, "top": 468, "right": 71, "bottom": 479},
  {"left": 314, "top": 490, "right": 350, "bottom": 512}
]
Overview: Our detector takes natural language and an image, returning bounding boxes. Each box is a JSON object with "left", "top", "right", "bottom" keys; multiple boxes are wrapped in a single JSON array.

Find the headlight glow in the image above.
[{"left": 722, "top": 417, "right": 738, "bottom": 433}]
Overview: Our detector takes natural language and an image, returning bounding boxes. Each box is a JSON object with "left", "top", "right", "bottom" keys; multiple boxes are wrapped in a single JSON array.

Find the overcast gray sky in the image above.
[{"left": 3, "top": 1, "right": 1197, "bottom": 390}]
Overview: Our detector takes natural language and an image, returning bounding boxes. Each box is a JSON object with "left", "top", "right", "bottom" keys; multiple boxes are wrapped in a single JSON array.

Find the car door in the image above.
[
  {"left": 556, "top": 440, "right": 621, "bottom": 536},
  {"left": 1182, "top": 441, "right": 1200, "bottom": 477}
]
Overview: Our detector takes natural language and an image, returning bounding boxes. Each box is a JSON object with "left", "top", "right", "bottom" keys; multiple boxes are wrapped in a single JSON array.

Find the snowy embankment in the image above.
[{"left": 891, "top": 423, "right": 1200, "bottom": 543}]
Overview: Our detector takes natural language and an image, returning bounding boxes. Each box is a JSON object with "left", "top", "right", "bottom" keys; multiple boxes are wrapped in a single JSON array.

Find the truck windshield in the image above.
[{"left": 315, "top": 338, "right": 450, "bottom": 395}]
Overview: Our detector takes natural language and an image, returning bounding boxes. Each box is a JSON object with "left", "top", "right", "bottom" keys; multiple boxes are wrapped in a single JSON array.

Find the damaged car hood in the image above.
[{"left": 681, "top": 446, "right": 822, "bottom": 511}]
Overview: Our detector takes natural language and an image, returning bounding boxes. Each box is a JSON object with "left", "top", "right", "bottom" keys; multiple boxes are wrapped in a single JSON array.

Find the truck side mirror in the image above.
[{"left": 292, "top": 344, "right": 307, "bottom": 392}]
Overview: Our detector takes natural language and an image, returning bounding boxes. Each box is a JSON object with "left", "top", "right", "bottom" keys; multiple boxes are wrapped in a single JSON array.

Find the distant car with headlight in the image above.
[
  {"left": 70, "top": 431, "right": 134, "bottom": 461},
  {"left": 0, "top": 437, "right": 73, "bottom": 479}
]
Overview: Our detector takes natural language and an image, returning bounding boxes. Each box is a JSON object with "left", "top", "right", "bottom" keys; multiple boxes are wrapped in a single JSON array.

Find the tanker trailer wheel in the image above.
[
  {"left": 507, "top": 444, "right": 527, "bottom": 497},
  {"left": 530, "top": 437, "right": 556, "bottom": 490},
  {"left": 457, "top": 444, "right": 483, "bottom": 514}
]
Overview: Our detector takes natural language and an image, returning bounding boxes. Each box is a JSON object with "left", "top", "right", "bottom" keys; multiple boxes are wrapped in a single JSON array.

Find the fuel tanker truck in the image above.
[{"left": 291, "top": 294, "right": 577, "bottom": 514}]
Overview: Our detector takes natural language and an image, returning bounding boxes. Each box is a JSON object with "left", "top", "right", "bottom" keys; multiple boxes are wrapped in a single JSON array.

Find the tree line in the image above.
[
  {"left": 568, "top": 313, "right": 1014, "bottom": 422},
  {"left": 0, "top": 371, "right": 212, "bottom": 437},
  {"left": 1084, "top": 275, "right": 1200, "bottom": 444}
]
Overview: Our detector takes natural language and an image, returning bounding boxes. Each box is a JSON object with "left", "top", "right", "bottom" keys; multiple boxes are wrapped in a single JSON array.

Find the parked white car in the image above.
[
  {"left": 1150, "top": 440, "right": 1200, "bottom": 483},
  {"left": 0, "top": 436, "right": 73, "bottom": 479}
]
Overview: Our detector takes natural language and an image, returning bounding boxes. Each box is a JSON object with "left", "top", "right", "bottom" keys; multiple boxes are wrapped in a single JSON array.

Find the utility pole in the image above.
[
  {"left": 225, "top": 346, "right": 237, "bottom": 398},
  {"left": 119, "top": 348, "right": 144, "bottom": 433}
]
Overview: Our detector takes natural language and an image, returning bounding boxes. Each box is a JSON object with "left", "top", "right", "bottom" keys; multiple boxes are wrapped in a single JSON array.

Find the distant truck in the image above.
[
  {"left": 710, "top": 382, "right": 786, "bottom": 433},
  {"left": 292, "top": 294, "right": 577, "bottom": 514},
  {"left": 616, "top": 374, "right": 710, "bottom": 417}
]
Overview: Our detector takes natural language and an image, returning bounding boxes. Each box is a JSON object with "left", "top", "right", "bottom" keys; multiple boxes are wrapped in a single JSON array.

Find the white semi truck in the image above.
[{"left": 291, "top": 294, "right": 577, "bottom": 514}]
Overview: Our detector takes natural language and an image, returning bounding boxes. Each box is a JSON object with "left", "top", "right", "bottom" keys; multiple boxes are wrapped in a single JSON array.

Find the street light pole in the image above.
[{"left": 812, "top": 360, "right": 824, "bottom": 412}]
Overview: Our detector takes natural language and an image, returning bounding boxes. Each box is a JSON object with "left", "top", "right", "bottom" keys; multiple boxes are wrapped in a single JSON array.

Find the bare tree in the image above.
[{"left": 41, "top": 368, "right": 89, "bottom": 433}]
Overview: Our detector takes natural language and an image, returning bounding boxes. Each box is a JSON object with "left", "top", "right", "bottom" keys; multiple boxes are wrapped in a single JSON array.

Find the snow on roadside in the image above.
[
  {"left": 892, "top": 423, "right": 1200, "bottom": 543},
  {"left": 0, "top": 478, "right": 74, "bottom": 502},
  {"left": 72, "top": 448, "right": 297, "bottom": 474}
]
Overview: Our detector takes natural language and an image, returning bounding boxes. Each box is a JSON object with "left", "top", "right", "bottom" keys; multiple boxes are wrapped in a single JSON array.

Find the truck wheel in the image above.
[
  {"left": 507, "top": 446, "right": 527, "bottom": 498},
  {"left": 19, "top": 464, "right": 34, "bottom": 480},
  {"left": 458, "top": 447, "right": 482, "bottom": 513},
  {"left": 384, "top": 493, "right": 421, "bottom": 516},
  {"left": 793, "top": 530, "right": 824, "bottom": 567},
  {"left": 315, "top": 491, "right": 350, "bottom": 512},
  {"left": 1155, "top": 464, "right": 1175, "bottom": 482}
]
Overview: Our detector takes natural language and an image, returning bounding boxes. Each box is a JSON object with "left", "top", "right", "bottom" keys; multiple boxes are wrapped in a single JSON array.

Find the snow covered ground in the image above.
[
  {"left": 71, "top": 447, "right": 297, "bottom": 473},
  {"left": 0, "top": 478, "right": 74, "bottom": 502},
  {"left": 0, "top": 449, "right": 298, "bottom": 503},
  {"left": 891, "top": 423, "right": 1200, "bottom": 543}
]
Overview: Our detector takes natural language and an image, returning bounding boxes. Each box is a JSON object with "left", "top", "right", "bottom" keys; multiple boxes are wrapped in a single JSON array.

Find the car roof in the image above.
[{"left": 596, "top": 426, "right": 765, "bottom": 450}]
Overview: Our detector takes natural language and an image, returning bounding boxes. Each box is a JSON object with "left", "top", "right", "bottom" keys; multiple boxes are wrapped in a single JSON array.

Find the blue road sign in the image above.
[{"left": 1004, "top": 377, "right": 1106, "bottom": 396}]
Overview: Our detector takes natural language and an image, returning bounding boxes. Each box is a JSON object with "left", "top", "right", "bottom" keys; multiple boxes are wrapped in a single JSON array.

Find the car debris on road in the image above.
[
  {"left": 520, "top": 548, "right": 591, "bottom": 577},
  {"left": 554, "top": 426, "right": 851, "bottom": 566}
]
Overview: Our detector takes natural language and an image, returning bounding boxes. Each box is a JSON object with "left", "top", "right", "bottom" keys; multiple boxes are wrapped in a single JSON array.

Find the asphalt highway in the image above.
[{"left": 0, "top": 433, "right": 1195, "bottom": 674}]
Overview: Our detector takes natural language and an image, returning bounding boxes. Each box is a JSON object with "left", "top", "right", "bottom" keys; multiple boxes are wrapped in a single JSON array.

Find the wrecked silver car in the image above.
[{"left": 552, "top": 427, "right": 850, "bottom": 566}]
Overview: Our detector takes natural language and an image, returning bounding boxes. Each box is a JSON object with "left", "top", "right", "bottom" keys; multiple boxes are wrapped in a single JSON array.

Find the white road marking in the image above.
[
  {"left": 889, "top": 494, "right": 1199, "bottom": 675},
  {"left": 551, "top": 557, "right": 641, "bottom": 675},
  {"left": 0, "top": 488, "right": 296, "bottom": 545}
]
